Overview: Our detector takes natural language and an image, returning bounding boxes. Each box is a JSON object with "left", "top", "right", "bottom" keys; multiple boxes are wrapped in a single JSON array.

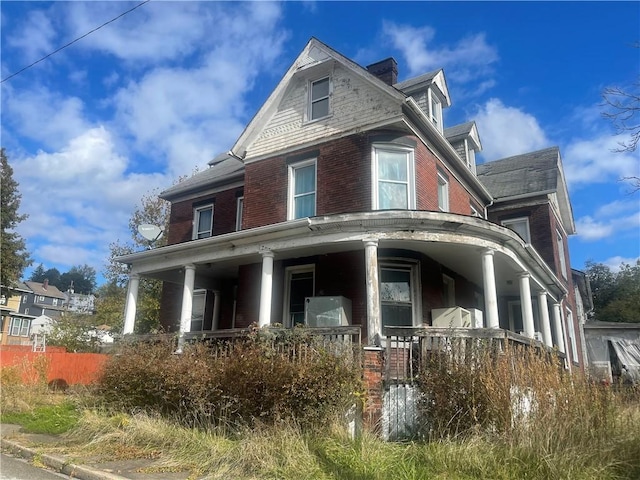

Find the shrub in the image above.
[{"left": 98, "top": 327, "right": 361, "bottom": 430}]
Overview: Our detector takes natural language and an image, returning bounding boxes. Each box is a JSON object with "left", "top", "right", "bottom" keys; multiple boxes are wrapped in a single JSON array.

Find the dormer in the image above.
[
  {"left": 393, "top": 69, "right": 451, "bottom": 134},
  {"left": 444, "top": 121, "right": 482, "bottom": 174}
]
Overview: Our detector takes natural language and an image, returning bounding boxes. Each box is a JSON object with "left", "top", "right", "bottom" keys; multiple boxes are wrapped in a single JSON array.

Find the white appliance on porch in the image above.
[
  {"left": 304, "top": 296, "right": 352, "bottom": 327},
  {"left": 431, "top": 307, "right": 483, "bottom": 328}
]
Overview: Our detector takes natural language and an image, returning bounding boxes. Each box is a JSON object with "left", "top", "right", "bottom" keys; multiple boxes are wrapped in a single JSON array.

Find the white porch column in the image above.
[
  {"left": 481, "top": 249, "right": 500, "bottom": 329},
  {"left": 258, "top": 250, "right": 274, "bottom": 328},
  {"left": 176, "top": 264, "right": 196, "bottom": 353},
  {"left": 212, "top": 290, "right": 221, "bottom": 331},
  {"left": 122, "top": 273, "right": 140, "bottom": 335},
  {"left": 518, "top": 272, "right": 535, "bottom": 338},
  {"left": 537, "top": 291, "right": 553, "bottom": 347},
  {"left": 552, "top": 302, "right": 566, "bottom": 354},
  {"left": 364, "top": 240, "right": 381, "bottom": 346}
]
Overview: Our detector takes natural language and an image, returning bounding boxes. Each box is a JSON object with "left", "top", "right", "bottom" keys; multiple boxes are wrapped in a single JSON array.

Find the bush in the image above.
[{"left": 98, "top": 327, "right": 362, "bottom": 430}]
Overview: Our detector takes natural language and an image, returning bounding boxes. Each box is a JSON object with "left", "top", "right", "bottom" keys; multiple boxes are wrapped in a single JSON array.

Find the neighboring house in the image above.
[
  {"left": 21, "top": 280, "right": 67, "bottom": 319},
  {"left": 584, "top": 321, "right": 640, "bottom": 384},
  {"left": 0, "top": 283, "right": 35, "bottom": 346},
  {"left": 116, "top": 38, "right": 584, "bottom": 369},
  {"left": 64, "top": 291, "right": 96, "bottom": 314}
]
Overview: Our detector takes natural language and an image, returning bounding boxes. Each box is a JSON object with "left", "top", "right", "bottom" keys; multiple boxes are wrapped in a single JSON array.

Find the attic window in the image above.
[
  {"left": 428, "top": 88, "right": 442, "bottom": 132},
  {"left": 309, "top": 77, "right": 330, "bottom": 121}
]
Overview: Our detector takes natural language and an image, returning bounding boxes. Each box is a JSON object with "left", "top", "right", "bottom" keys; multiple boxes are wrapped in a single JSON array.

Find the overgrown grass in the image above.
[{"left": 1, "top": 402, "right": 80, "bottom": 435}]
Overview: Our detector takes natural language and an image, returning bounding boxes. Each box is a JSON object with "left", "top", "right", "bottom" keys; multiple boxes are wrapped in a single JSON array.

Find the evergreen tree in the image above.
[{"left": 0, "top": 149, "right": 31, "bottom": 293}]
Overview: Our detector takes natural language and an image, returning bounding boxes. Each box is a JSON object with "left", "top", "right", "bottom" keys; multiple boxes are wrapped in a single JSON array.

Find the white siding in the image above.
[{"left": 247, "top": 65, "right": 402, "bottom": 159}]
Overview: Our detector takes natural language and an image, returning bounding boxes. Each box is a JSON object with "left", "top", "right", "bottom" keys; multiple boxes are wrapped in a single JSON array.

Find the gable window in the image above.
[
  {"left": 379, "top": 260, "right": 421, "bottom": 327},
  {"left": 437, "top": 172, "right": 449, "bottom": 212},
  {"left": 428, "top": 88, "right": 443, "bottom": 132},
  {"left": 556, "top": 229, "right": 568, "bottom": 279},
  {"left": 236, "top": 196, "right": 244, "bottom": 231},
  {"left": 502, "top": 217, "right": 531, "bottom": 243},
  {"left": 288, "top": 159, "right": 316, "bottom": 219},
  {"left": 309, "top": 76, "right": 330, "bottom": 121},
  {"left": 193, "top": 204, "right": 214, "bottom": 239},
  {"left": 283, "top": 265, "right": 315, "bottom": 327},
  {"left": 373, "top": 145, "right": 415, "bottom": 210}
]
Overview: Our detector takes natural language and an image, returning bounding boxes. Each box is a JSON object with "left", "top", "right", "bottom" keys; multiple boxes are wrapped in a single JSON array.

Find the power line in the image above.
[{"left": 1, "top": 0, "right": 151, "bottom": 84}]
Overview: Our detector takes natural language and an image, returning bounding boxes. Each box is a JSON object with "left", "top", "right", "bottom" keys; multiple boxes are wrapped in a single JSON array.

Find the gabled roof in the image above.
[
  {"left": 160, "top": 155, "right": 245, "bottom": 201},
  {"left": 24, "top": 281, "right": 66, "bottom": 299},
  {"left": 476, "top": 146, "right": 575, "bottom": 234},
  {"left": 230, "top": 37, "right": 408, "bottom": 160},
  {"left": 393, "top": 69, "right": 451, "bottom": 107},
  {"left": 444, "top": 121, "right": 482, "bottom": 151}
]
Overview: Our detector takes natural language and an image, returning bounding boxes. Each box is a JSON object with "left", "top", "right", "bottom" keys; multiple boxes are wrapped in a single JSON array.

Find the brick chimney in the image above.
[
  {"left": 43, "top": 278, "right": 49, "bottom": 290},
  {"left": 366, "top": 58, "right": 398, "bottom": 86}
]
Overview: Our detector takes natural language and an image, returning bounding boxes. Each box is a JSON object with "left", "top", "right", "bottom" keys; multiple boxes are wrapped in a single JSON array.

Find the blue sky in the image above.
[{"left": 1, "top": 1, "right": 639, "bottom": 286}]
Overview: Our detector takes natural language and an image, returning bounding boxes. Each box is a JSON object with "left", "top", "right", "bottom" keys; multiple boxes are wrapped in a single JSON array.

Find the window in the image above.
[
  {"left": 566, "top": 308, "right": 578, "bottom": 363},
  {"left": 236, "top": 196, "right": 244, "bottom": 231},
  {"left": 428, "top": 88, "right": 443, "bottom": 132},
  {"left": 309, "top": 77, "right": 330, "bottom": 121},
  {"left": 52, "top": 299, "right": 58, "bottom": 306},
  {"left": 556, "top": 229, "right": 568, "bottom": 279},
  {"left": 288, "top": 159, "right": 316, "bottom": 219},
  {"left": 437, "top": 172, "right": 449, "bottom": 212},
  {"left": 501, "top": 217, "right": 531, "bottom": 243},
  {"left": 372, "top": 145, "right": 415, "bottom": 210},
  {"left": 38, "top": 295, "right": 45, "bottom": 302},
  {"left": 22, "top": 296, "right": 27, "bottom": 303},
  {"left": 10, "top": 318, "right": 30, "bottom": 337},
  {"left": 379, "top": 260, "right": 421, "bottom": 327},
  {"left": 283, "top": 265, "right": 315, "bottom": 327},
  {"left": 442, "top": 274, "right": 455, "bottom": 307},
  {"left": 193, "top": 204, "right": 214, "bottom": 239},
  {"left": 190, "top": 289, "right": 207, "bottom": 332}
]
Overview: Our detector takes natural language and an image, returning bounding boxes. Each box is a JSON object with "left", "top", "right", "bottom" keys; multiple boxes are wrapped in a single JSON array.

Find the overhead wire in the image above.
[{"left": 1, "top": 0, "right": 152, "bottom": 84}]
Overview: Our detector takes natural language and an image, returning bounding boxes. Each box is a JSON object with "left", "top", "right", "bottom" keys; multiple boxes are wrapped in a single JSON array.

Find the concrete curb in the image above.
[{"left": 1, "top": 438, "right": 130, "bottom": 480}]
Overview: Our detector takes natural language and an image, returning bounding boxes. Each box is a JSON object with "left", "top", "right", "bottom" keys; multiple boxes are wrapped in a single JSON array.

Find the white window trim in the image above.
[
  {"left": 371, "top": 144, "right": 416, "bottom": 210},
  {"left": 236, "top": 196, "right": 244, "bottom": 231},
  {"left": 566, "top": 307, "right": 578, "bottom": 363},
  {"left": 428, "top": 88, "right": 443, "bottom": 133},
  {"left": 437, "top": 172, "right": 449, "bottom": 212},
  {"left": 379, "top": 258, "right": 422, "bottom": 328},
  {"left": 556, "top": 229, "right": 568, "bottom": 279},
  {"left": 501, "top": 217, "right": 531, "bottom": 244},
  {"left": 307, "top": 76, "right": 331, "bottom": 122},
  {"left": 192, "top": 204, "right": 214, "bottom": 240},
  {"left": 282, "top": 264, "right": 315, "bottom": 327},
  {"left": 287, "top": 158, "right": 317, "bottom": 220},
  {"left": 191, "top": 289, "right": 207, "bottom": 332}
]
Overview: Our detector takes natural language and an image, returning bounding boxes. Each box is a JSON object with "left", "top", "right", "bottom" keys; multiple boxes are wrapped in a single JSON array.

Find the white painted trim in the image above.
[
  {"left": 379, "top": 257, "right": 422, "bottom": 328},
  {"left": 371, "top": 143, "right": 416, "bottom": 210},
  {"left": 282, "top": 264, "right": 315, "bottom": 327},
  {"left": 501, "top": 217, "right": 531, "bottom": 244},
  {"left": 287, "top": 158, "right": 317, "bottom": 220},
  {"left": 192, "top": 204, "right": 214, "bottom": 240}
]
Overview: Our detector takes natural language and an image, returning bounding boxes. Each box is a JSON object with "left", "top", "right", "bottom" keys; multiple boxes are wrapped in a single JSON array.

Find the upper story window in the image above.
[
  {"left": 556, "top": 229, "right": 568, "bottom": 279},
  {"left": 193, "top": 204, "right": 214, "bottom": 239},
  {"left": 309, "top": 76, "right": 330, "bottom": 121},
  {"left": 465, "top": 139, "right": 476, "bottom": 171},
  {"left": 379, "top": 260, "right": 421, "bottom": 327},
  {"left": 288, "top": 159, "right": 316, "bottom": 220},
  {"left": 502, "top": 217, "right": 531, "bottom": 244},
  {"left": 37, "top": 295, "right": 45, "bottom": 302},
  {"left": 52, "top": 298, "right": 58, "bottom": 306},
  {"left": 236, "top": 196, "right": 244, "bottom": 231},
  {"left": 437, "top": 172, "right": 449, "bottom": 212},
  {"left": 428, "top": 88, "right": 443, "bottom": 132},
  {"left": 372, "top": 145, "right": 415, "bottom": 210}
]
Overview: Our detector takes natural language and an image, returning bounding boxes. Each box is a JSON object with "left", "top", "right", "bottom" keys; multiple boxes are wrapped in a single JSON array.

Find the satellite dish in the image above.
[{"left": 138, "top": 224, "right": 164, "bottom": 247}]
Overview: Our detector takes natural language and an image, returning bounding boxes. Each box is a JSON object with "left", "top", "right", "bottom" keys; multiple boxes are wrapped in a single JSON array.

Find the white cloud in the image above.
[
  {"left": 562, "top": 134, "right": 639, "bottom": 188},
  {"left": 575, "top": 216, "right": 615, "bottom": 241},
  {"left": 603, "top": 256, "right": 640, "bottom": 273},
  {"left": 382, "top": 21, "right": 498, "bottom": 95},
  {"left": 575, "top": 209, "right": 640, "bottom": 242},
  {"left": 6, "top": 8, "right": 56, "bottom": 64},
  {"left": 474, "top": 98, "right": 549, "bottom": 161}
]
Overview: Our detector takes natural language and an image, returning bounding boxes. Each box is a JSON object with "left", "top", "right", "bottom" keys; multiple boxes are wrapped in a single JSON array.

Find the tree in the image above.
[
  {"left": 0, "top": 149, "right": 31, "bottom": 293},
  {"left": 602, "top": 43, "right": 639, "bottom": 189},
  {"left": 60, "top": 264, "right": 97, "bottom": 294},
  {"left": 102, "top": 188, "right": 171, "bottom": 334},
  {"left": 585, "top": 260, "right": 640, "bottom": 323},
  {"left": 47, "top": 313, "right": 103, "bottom": 353}
]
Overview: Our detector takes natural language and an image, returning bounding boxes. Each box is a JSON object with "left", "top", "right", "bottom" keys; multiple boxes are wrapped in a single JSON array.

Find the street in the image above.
[{"left": 0, "top": 452, "right": 69, "bottom": 480}]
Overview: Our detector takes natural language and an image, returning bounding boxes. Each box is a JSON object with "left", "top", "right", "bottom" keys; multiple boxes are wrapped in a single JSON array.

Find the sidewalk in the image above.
[{"left": 0, "top": 424, "right": 197, "bottom": 480}]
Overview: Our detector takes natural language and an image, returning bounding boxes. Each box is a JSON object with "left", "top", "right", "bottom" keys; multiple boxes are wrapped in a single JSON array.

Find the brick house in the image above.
[{"left": 116, "top": 38, "right": 584, "bottom": 370}]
